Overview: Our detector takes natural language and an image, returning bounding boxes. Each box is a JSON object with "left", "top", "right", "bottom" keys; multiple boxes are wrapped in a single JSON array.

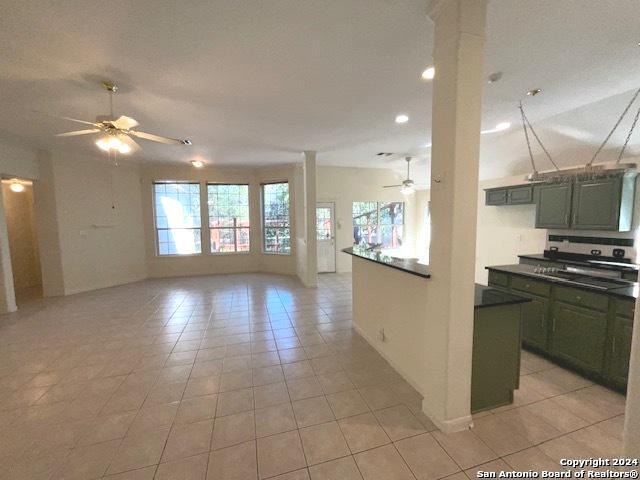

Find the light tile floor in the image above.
[{"left": 0, "top": 273, "right": 627, "bottom": 480}]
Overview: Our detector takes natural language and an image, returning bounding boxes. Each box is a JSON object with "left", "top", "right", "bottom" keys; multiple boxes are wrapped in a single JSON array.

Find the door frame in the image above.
[{"left": 316, "top": 201, "right": 336, "bottom": 273}]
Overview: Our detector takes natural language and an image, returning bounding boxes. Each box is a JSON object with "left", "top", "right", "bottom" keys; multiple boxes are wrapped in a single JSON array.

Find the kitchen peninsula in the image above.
[{"left": 344, "top": 247, "right": 531, "bottom": 413}]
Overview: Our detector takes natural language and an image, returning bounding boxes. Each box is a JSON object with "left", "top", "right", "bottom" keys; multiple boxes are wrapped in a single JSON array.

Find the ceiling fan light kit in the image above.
[
  {"left": 382, "top": 156, "right": 427, "bottom": 195},
  {"left": 9, "top": 179, "right": 25, "bottom": 193}
]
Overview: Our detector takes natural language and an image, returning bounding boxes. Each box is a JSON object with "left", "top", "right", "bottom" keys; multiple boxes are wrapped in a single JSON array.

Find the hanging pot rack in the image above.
[{"left": 522, "top": 87, "right": 640, "bottom": 183}]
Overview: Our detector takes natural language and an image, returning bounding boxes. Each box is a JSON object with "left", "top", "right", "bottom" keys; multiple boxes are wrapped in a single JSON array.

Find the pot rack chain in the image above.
[
  {"left": 519, "top": 102, "right": 560, "bottom": 172},
  {"left": 617, "top": 102, "right": 640, "bottom": 163},
  {"left": 589, "top": 86, "right": 640, "bottom": 166}
]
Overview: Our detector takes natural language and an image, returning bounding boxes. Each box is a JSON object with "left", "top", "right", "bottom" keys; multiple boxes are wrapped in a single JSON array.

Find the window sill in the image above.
[{"left": 262, "top": 251, "right": 292, "bottom": 256}]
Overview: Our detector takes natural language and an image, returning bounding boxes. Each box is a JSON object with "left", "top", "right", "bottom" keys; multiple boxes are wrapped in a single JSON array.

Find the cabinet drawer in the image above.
[
  {"left": 508, "top": 186, "right": 533, "bottom": 204},
  {"left": 554, "top": 286, "right": 609, "bottom": 312},
  {"left": 615, "top": 299, "right": 635, "bottom": 319},
  {"left": 488, "top": 271, "right": 509, "bottom": 288},
  {"left": 511, "top": 276, "right": 550, "bottom": 297},
  {"left": 486, "top": 189, "right": 507, "bottom": 206}
]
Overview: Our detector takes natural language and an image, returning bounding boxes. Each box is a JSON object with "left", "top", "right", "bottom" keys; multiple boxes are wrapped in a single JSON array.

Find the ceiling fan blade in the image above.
[
  {"left": 130, "top": 130, "right": 187, "bottom": 145},
  {"left": 119, "top": 134, "right": 141, "bottom": 153},
  {"left": 58, "top": 115, "right": 101, "bottom": 127},
  {"left": 111, "top": 115, "right": 139, "bottom": 130},
  {"left": 383, "top": 185, "right": 403, "bottom": 188},
  {"left": 55, "top": 128, "right": 101, "bottom": 137}
]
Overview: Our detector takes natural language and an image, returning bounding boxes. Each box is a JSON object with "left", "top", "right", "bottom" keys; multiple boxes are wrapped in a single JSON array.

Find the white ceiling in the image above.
[{"left": 0, "top": 0, "right": 639, "bottom": 180}]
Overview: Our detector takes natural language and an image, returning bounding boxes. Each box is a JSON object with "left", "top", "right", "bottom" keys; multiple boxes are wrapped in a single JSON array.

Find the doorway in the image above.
[
  {"left": 316, "top": 202, "right": 336, "bottom": 273},
  {"left": 1, "top": 179, "right": 42, "bottom": 305}
]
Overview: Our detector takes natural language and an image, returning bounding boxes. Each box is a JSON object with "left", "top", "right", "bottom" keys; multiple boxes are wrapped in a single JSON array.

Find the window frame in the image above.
[
  {"left": 261, "top": 181, "right": 291, "bottom": 255},
  {"left": 207, "top": 182, "right": 251, "bottom": 255},
  {"left": 153, "top": 181, "right": 203, "bottom": 257}
]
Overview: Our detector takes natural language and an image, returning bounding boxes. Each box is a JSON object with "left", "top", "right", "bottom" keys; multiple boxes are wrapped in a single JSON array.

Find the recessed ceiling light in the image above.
[
  {"left": 395, "top": 114, "right": 409, "bottom": 124},
  {"left": 526, "top": 88, "right": 542, "bottom": 96},
  {"left": 421, "top": 66, "right": 435, "bottom": 81},
  {"left": 191, "top": 160, "right": 204, "bottom": 168}
]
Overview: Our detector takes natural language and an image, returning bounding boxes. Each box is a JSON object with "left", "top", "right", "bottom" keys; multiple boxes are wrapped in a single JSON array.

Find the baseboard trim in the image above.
[
  {"left": 64, "top": 275, "right": 147, "bottom": 296},
  {"left": 421, "top": 400, "right": 473, "bottom": 433},
  {"left": 353, "top": 321, "right": 473, "bottom": 434},
  {"left": 352, "top": 323, "right": 424, "bottom": 400}
]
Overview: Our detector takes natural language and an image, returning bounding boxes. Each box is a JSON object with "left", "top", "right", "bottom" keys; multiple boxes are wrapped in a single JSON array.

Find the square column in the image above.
[{"left": 423, "top": 0, "right": 487, "bottom": 432}]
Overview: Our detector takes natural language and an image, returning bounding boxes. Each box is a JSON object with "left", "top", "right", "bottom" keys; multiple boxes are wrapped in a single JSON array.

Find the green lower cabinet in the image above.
[
  {"left": 472, "top": 304, "right": 522, "bottom": 413},
  {"left": 520, "top": 295, "right": 549, "bottom": 350},
  {"left": 607, "top": 316, "right": 633, "bottom": 387},
  {"left": 550, "top": 301, "right": 607, "bottom": 374}
]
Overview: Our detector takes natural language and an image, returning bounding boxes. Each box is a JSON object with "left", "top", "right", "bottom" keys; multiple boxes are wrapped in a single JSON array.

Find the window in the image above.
[
  {"left": 208, "top": 184, "right": 250, "bottom": 253},
  {"left": 262, "top": 182, "right": 290, "bottom": 254},
  {"left": 352, "top": 201, "right": 404, "bottom": 249},
  {"left": 316, "top": 206, "right": 332, "bottom": 240},
  {"left": 154, "top": 182, "right": 201, "bottom": 255}
]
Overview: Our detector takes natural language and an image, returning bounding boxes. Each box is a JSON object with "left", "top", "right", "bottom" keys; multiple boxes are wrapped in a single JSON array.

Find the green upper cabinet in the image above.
[
  {"left": 572, "top": 177, "right": 621, "bottom": 230},
  {"left": 571, "top": 175, "right": 635, "bottom": 231},
  {"left": 535, "top": 182, "right": 573, "bottom": 229},
  {"left": 534, "top": 174, "right": 636, "bottom": 231},
  {"left": 485, "top": 185, "right": 533, "bottom": 206}
]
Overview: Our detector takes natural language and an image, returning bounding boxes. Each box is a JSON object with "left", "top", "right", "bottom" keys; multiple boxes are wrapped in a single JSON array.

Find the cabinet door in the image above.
[
  {"left": 535, "top": 183, "right": 573, "bottom": 229},
  {"left": 607, "top": 316, "right": 633, "bottom": 387},
  {"left": 486, "top": 189, "right": 507, "bottom": 205},
  {"left": 520, "top": 295, "right": 549, "bottom": 351},
  {"left": 571, "top": 177, "right": 621, "bottom": 230},
  {"left": 550, "top": 302, "right": 607, "bottom": 373},
  {"left": 507, "top": 186, "right": 533, "bottom": 205}
]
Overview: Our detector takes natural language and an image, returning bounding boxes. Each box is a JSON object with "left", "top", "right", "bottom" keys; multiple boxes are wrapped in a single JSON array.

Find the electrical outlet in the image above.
[{"left": 378, "top": 328, "right": 386, "bottom": 342}]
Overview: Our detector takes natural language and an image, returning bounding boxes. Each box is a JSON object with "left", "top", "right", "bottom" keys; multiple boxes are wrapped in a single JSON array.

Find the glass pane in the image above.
[
  {"left": 353, "top": 225, "right": 377, "bottom": 246},
  {"left": 379, "top": 202, "right": 403, "bottom": 225},
  {"left": 211, "top": 228, "right": 236, "bottom": 253},
  {"left": 237, "top": 228, "right": 250, "bottom": 252},
  {"left": 208, "top": 184, "right": 250, "bottom": 252},
  {"left": 262, "top": 183, "right": 290, "bottom": 253},
  {"left": 264, "top": 227, "right": 290, "bottom": 253},
  {"left": 316, "top": 207, "right": 332, "bottom": 240},
  {"left": 352, "top": 202, "right": 377, "bottom": 226},
  {"left": 157, "top": 228, "right": 201, "bottom": 255},
  {"left": 380, "top": 225, "right": 403, "bottom": 249},
  {"left": 154, "top": 183, "right": 201, "bottom": 229}
]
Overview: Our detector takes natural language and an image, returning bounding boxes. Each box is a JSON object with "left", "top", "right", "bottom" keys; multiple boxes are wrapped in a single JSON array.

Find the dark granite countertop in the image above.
[
  {"left": 519, "top": 253, "right": 640, "bottom": 273},
  {"left": 343, "top": 247, "right": 531, "bottom": 308},
  {"left": 474, "top": 285, "right": 531, "bottom": 309},
  {"left": 342, "top": 247, "right": 430, "bottom": 278},
  {"left": 487, "top": 264, "right": 639, "bottom": 300}
]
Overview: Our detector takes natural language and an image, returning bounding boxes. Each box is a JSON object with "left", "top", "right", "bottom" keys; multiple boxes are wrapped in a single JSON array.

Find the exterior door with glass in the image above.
[{"left": 316, "top": 202, "right": 336, "bottom": 273}]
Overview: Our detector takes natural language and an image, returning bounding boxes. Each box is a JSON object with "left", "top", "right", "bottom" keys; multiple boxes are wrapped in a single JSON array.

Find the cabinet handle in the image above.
[
  {"left": 552, "top": 318, "right": 556, "bottom": 333},
  {"left": 612, "top": 338, "right": 616, "bottom": 355}
]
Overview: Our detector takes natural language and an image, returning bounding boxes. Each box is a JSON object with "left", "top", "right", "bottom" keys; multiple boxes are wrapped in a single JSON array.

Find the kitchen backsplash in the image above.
[{"left": 546, "top": 233, "right": 637, "bottom": 261}]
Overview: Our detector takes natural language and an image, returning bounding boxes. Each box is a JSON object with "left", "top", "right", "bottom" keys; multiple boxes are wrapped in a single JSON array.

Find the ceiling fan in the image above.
[
  {"left": 383, "top": 156, "right": 427, "bottom": 195},
  {"left": 55, "top": 81, "right": 192, "bottom": 155}
]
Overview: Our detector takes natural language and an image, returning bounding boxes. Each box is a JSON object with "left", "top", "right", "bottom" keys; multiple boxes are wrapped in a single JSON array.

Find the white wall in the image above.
[
  {"left": 0, "top": 137, "right": 39, "bottom": 180},
  {"left": 141, "top": 163, "right": 301, "bottom": 279},
  {"left": 1, "top": 183, "right": 42, "bottom": 293},
  {"left": 316, "top": 166, "right": 420, "bottom": 272},
  {"left": 475, "top": 175, "right": 547, "bottom": 284},
  {"left": 39, "top": 151, "right": 147, "bottom": 295}
]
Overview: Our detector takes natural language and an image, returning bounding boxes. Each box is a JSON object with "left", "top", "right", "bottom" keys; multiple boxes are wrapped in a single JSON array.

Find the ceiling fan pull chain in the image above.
[
  {"left": 616, "top": 104, "right": 640, "bottom": 164},
  {"left": 519, "top": 102, "right": 537, "bottom": 175},
  {"left": 588, "top": 86, "right": 640, "bottom": 166}
]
